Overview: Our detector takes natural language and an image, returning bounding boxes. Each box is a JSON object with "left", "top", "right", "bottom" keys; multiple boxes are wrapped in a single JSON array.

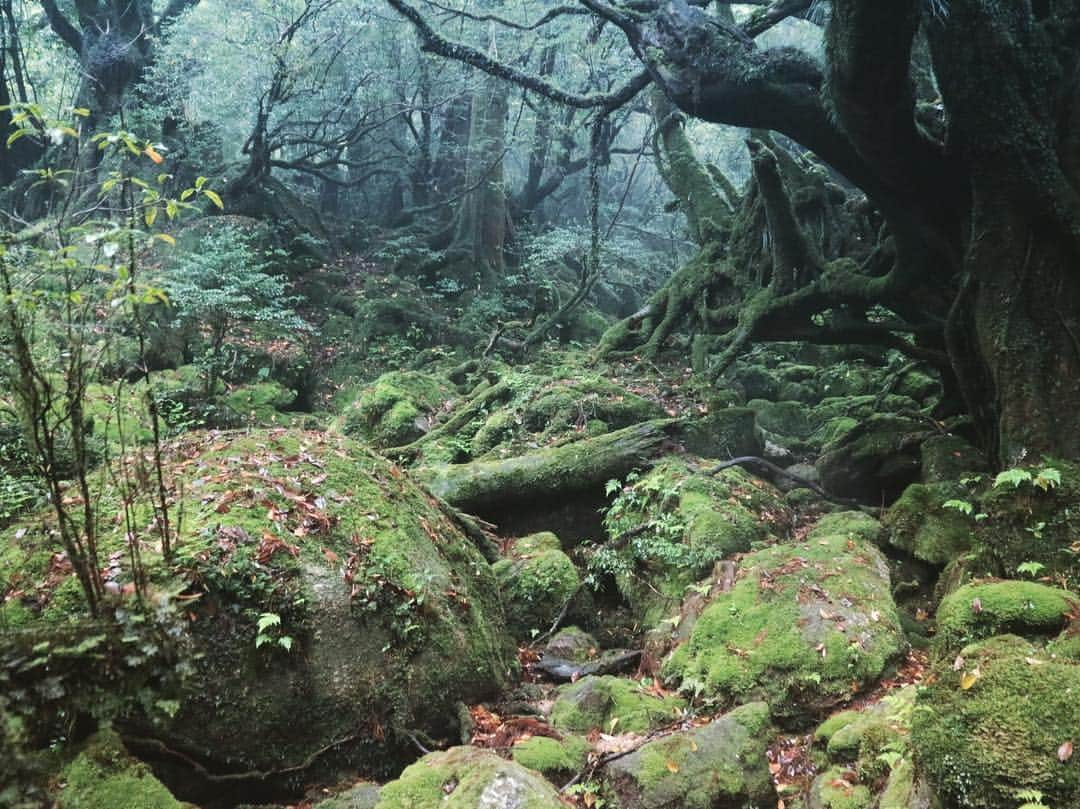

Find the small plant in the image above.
[
  {"left": 1016, "top": 561, "right": 1046, "bottom": 578},
  {"left": 993, "top": 466, "right": 1060, "bottom": 492},
  {"left": 564, "top": 780, "right": 606, "bottom": 808},
  {"left": 1015, "top": 787, "right": 1049, "bottom": 809},
  {"left": 255, "top": 612, "right": 294, "bottom": 652}
]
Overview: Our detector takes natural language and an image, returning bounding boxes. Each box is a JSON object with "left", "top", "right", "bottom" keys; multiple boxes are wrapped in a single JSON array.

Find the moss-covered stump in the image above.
[
  {"left": 493, "top": 534, "right": 581, "bottom": 639},
  {"left": 549, "top": 675, "right": 684, "bottom": 734},
  {"left": 375, "top": 746, "right": 563, "bottom": 808},
  {"left": 815, "top": 416, "right": 928, "bottom": 504},
  {"left": 662, "top": 513, "right": 905, "bottom": 721},
  {"left": 340, "top": 371, "right": 453, "bottom": 448},
  {"left": 677, "top": 408, "right": 762, "bottom": 459},
  {"left": 911, "top": 635, "right": 1080, "bottom": 808},
  {"left": 604, "top": 701, "right": 774, "bottom": 809},
  {"left": 510, "top": 734, "right": 590, "bottom": 783},
  {"left": 932, "top": 581, "right": 1075, "bottom": 657},
  {"left": 53, "top": 730, "right": 195, "bottom": 809},
  {"left": 883, "top": 483, "right": 973, "bottom": 566},
  {"left": 599, "top": 457, "right": 790, "bottom": 628}
]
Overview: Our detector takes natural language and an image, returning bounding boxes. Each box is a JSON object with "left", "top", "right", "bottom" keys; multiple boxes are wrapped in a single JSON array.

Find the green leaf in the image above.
[
  {"left": 1034, "top": 467, "right": 1061, "bottom": 491},
  {"left": 256, "top": 612, "right": 281, "bottom": 632},
  {"left": 202, "top": 189, "right": 224, "bottom": 210},
  {"left": 942, "top": 499, "right": 974, "bottom": 516},
  {"left": 278, "top": 636, "right": 293, "bottom": 652},
  {"left": 994, "top": 468, "right": 1032, "bottom": 488},
  {"left": 1016, "top": 561, "right": 1045, "bottom": 577},
  {"left": 73, "top": 107, "right": 91, "bottom": 118},
  {"left": 144, "top": 206, "right": 158, "bottom": 227},
  {"left": 195, "top": 176, "right": 207, "bottom": 190},
  {"left": 255, "top": 634, "right": 270, "bottom": 648},
  {"left": 6, "top": 129, "right": 28, "bottom": 147},
  {"left": 605, "top": 478, "right": 621, "bottom": 497},
  {"left": 180, "top": 188, "right": 196, "bottom": 201},
  {"left": 154, "top": 233, "right": 177, "bottom": 247}
]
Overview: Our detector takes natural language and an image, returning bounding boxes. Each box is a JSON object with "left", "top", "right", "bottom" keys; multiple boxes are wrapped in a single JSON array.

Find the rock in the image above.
[
  {"left": 732, "top": 363, "right": 781, "bottom": 400},
  {"left": 605, "top": 702, "right": 774, "bottom": 809},
  {"left": 815, "top": 415, "right": 927, "bottom": 504},
  {"left": 510, "top": 734, "right": 589, "bottom": 782},
  {"left": 550, "top": 675, "right": 684, "bottom": 734},
  {"left": 751, "top": 400, "right": 815, "bottom": 442},
  {"left": 807, "top": 765, "right": 872, "bottom": 809},
  {"left": 894, "top": 370, "right": 939, "bottom": 403},
  {"left": 932, "top": 581, "right": 1075, "bottom": 657},
  {"left": 776, "top": 462, "right": 820, "bottom": 492},
  {"left": 763, "top": 439, "right": 795, "bottom": 466},
  {"left": 494, "top": 540, "right": 581, "bottom": 640},
  {"left": 678, "top": 408, "right": 762, "bottom": 459},
  {"left": 822, "top": 687, "right": 916, "bottom": 763},
  {"left": 912, "top": 635, "right": 1080, "bottom": 809},
  {"left": 148, "top": 431, "right": 516, "bottom": 785},
  {"left": 340, "top": 371, "right": 452, "bottom": 447},
  {"left": 883, "top": 482, "right": 973, "bottom": 565},
  {"left": 542, "top": 627, "right": 598, "bottom": 662},
  {"left": 533, "top": 649, "right": 640, "bottom": 682},
  {"left": 662, "top": 513, "right": 905, "bottom": 720},
  {"left": 599, "top": 457, "right": 790, "bottom": 627},
  {"left": 315, "top": 783, "right": 382, "bottom": 809},
  {"left": 54, "top": 730, "right": 195, "bottom": 809},
  {"left": 375, "top": 746, "right": 564, "bottom": 808},
  {"left": 919, "top": 434, "right": 986, "bottom": 483}
]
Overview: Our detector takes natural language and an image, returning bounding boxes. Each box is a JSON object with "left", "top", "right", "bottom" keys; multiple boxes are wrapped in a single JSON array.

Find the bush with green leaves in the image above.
[{"left": 163, "top": 224, "right": 309, "bottom": 393}]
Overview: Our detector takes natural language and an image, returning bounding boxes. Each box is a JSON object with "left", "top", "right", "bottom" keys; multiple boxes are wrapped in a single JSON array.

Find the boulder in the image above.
[
  {"left": 932, "top": 581, "right": 1075, "bottom": 657},
  {"left": 340, "top": 371, "right": 452, "bottom": 448},
  {"left": 919, "top": 434, "right": 987, "bottom": 483},
  {"left": 815, "top": 415, "right": 927, "bottom": 504},
  {"left": 912, "top": 635, "right": 1080, "bottom": 808},
  {"left": 883, "top": 482, "right": 973, "bottom": 565},
  {"left": 494, "top": 536, "right": 581, "bottom": 640},
  {"left": 605, "top": 702, "right": 774, "bottom": 809},
  {"left": 678, "top": 408, "right": 762, "bottom": 459},
  {"left": 510, "top": 734, "right": 589, "bottom": 783},
  {"left": 376, "top": 746, "right": 564, "bottom": 808},
  {"left": 550, "top": 675, "right": 684, "bottom": 734},
  {"left": 662, "top": 513, "right": 905, "bottom": 720}
]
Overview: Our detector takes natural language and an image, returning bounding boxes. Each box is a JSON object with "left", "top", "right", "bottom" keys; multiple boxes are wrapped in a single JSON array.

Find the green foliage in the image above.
[{"left": 254, "top": 612, "right": 294, "bottom": 653}]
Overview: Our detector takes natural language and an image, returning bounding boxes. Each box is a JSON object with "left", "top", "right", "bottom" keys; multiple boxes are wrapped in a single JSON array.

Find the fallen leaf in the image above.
[
  {"left": 953, "top": 655, "right": 965, "bottom": 671},
  {"left": 971, "top": 597, "right": 983, "bottom": 614},
  {"left": 1059, "top": 740, "right": 1073, "bottom": 762},
  {"left": 960, "top": 667, "right": 981, "bottom": 690},
  {"left": 665, "top": 759, "right": 680, "bottom": 773}
]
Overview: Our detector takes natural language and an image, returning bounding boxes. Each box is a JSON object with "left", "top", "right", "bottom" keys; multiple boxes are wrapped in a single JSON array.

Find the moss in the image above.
[
  {"left": 222, "top": 381, "right": 296, "bottom": 426},
  {"left": 815, "top": 415, "right": 925, "bottom": 504},
  {"left": 814, "top": 710, "right": 861, "bottom": 745},
  {"left": 678, "top": 407, "right": 762, "bottom": 459},
  {"left": 376, "top": 745, "right": 562, "bottom": 808},
  {"left": 542, "top": 626, "right": 598, "bottom": 662},
  {"left": 884, "top": 482, "right": 973, "bottom": 565},
  {"left": 920, "top": 434, "right": 987, "bottom": 483},
  {"left": 822, "top": 687, "right": 917, "bottom": 775},
  {"left": 513, "top": 531, "right": 562, "bottom": 555},
  {"left": 550, "top": 675, "right": 685, "bottom": 734},
  {"left": 933, "top": 581, "right": 1074, "bottom": 656},
  {"left": 314, "top": 782, "right": 381, "bottom": 809},
  {"left": 56, "top": 729, "right": 193, "bottom": 809},
  {"left": 752, "top": 399, "right": 815, "bottom": 441},
  {"left": 878, "top": 757, "right": 919, "bottom": 809},
  {"left": 510, "top": 734, "right": 589, "bottom": 779},
  {"left": 339, "top": 371, "right": 451, "bottom": 447},
  {"left": 662, "top": 515, "right": 905, "bottom": 720},
  {"left": 912, "top": 635, "right": 1080, "bottom": 808},
  {"left": 605, "top": 701, "right": 774, "bottom": 809},
  {"left": 811, "top": 511, "right": 884, "bottom": 545},
  {"left": 494, "top": 546, "right": 581, "bottom": 639},
  {"left": 809, "top": 766, "right": 873, "bottom": 809}
]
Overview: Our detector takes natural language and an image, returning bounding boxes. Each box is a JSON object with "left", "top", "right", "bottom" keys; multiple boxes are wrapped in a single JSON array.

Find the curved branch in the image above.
[
  {"left": 40, "top": 0, "right": 83, "bottom": 53},
  {"left": 386, "top": 0, "right": 652, "bottom": 111}
]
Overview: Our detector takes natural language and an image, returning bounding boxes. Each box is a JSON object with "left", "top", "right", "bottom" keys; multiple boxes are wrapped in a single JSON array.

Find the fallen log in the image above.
[{"left": 417, "top": 419, "right": 679, "bottom": 514}]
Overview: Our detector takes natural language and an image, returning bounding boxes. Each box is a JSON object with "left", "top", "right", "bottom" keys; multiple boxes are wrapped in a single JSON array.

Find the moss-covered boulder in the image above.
[
  {"left": 0, "top": 430, "right": 516, "bottom": 789},
  {"left": 314, "top": 782, "right": 382, "bottom": 809},
  {"left": 375, "top": 746, "right": 563, "bottom": 808},
  {"left": 912, "top": 635, "right": 1080, "bottom": 808},
  {"left": 884, "top": 482, "right": 973, "bottom": 566},
  {"left": 550, "top": 675, "right": 684, "bottom": 734},
  {"left": 920, "top": 434, "right": 987, "bottom": 483},
  {"left": 598, "top": 457, "right": 790, "bottom": 628},
  {"left": 340, "top": 371, "right": 452, "bottom": 448},
  {"left": 678, "top": 408, "right": 762, "bottom": 459},
  {"left": 807, "top": 766, "right": 873, "bottom": 809},
  {"left": 494, "top": 535, "right": 581, "bottom": 639},
  {"left": 815, "top": 416, "right": 927, "bottom": 504},
  {"left": 604, "top": 701, "right": 774, "bottom": 809},
  {"left": 542, "top": 626, "right": 598, "bottom": 662},
  {"left": 510, "top": 734, "right": 590, "bottom": 782},
  {"left": 932, "top": 581, "right": 1075, "bottom": 657},
  {"left": 54, "top": 730, "right": 194, "bottom": 809},
  {"left": 662, "top": 513, "right": 905, "bottom": 720}
]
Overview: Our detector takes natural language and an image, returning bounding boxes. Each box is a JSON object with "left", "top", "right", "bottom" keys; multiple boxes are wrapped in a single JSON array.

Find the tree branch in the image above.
[{"left": 40, "top": 0, "right": 83, "bottom": 53}]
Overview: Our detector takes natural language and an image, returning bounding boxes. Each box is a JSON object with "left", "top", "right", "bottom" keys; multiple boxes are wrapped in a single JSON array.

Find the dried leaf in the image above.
[
  {"left": 971, "top": 597, "right": 983, "bottom": 614},
  {"left": 960, "top": 668, "right": 981, "bottom": 690},
  {"left": 1059, "top": 740, "right": 1073, "bottom": 762},
  {"left": 665, "top": 759, "right": 680, "bottom": 773},
  {"left": 953, "top": 655, "right": 965, "bottom": 672}
]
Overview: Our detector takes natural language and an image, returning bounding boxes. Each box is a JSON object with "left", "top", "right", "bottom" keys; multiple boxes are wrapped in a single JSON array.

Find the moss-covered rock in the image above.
[
  {"left": 510, "top": 734, "right": 589, "bottom": 781},
  {"left": 223, "top": 380, "right": 296, "bottom": 426},
  {"left": 884, "top": 482, "right": 973, "bottom": 565},
  {"left": 604, "top": 701, "right": 774, "bottom": 809},
  {"left": 662, "top": 514, "right": 905, "bottom": 720},
  {"left": 933, "top": 581, "right": 1075, "bottom": 656},
  {"left": 912, "top": 635, "right": 1080, "bottom": 808},
  {"left": 815, "top": 416, "right": 927, "bottom": 504},
  {"left": 807, "top": 766, "right": 872, "bottom": 809},
  {"left": 542, "top": 626, "right": 598, "bottom": 662},
  {"left": 678, "top": 408, "right": 762, "bottom": 459},
  {"left": 598, "top": 457, "right": 790, "bottom": 628},
  {"left": 920, "top": 434, "right": 987, "bottom": 483},
  {"left": 550, "top": 675, "right": 684, "bottom": 734},
  {"left": 375, "top": 745, "right": 563, "bottom": 808},
  {"left": 314, "top": 782, "right": 382, "bottom": 809},
  {"left": 340, "top": 371, "right": 452, "bottom": 448},
  {"left": 54, "top": 730, "right": 194, "bottom": 809},
  {"left": 494, "top": 540, "right": 581, "bottom": 639}
]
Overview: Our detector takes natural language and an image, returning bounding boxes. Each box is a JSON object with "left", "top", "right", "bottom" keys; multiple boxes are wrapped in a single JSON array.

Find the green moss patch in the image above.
[
  {"left": 550, "top": 675, "right": 684, "bottom": 734},
  {"left": 511, "top": 734, "right": 589, "bottom": 781},
  {"left": 662, "top": 513, "right": 905, "bottom": 720}
]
